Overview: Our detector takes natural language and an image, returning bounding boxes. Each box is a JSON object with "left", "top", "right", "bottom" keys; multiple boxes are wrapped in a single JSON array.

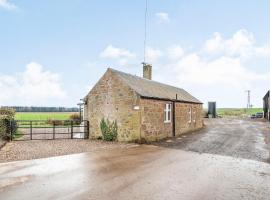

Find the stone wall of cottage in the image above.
[
  {"left": 140, "top": 99, "right": 203, "bottom": 141},
  {"left": 140, "top": 99, "right": 173, "bottom": 141},
  {"left": 86, "top": 69, "right": 141, "bottom": 142},
  {"left": 175, "top": 102, "right": 203, "bottom": 136}
]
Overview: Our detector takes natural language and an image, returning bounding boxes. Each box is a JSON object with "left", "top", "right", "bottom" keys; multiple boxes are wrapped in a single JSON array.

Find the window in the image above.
[
  {"left": 193, "top": 110, "right": 196, "bottom": 123},
  {"left": 188, "top": 107, "right": 192, "bottom": 124},
  {"left": 164, "top": 104, "right": 171, "bottom": 123}
]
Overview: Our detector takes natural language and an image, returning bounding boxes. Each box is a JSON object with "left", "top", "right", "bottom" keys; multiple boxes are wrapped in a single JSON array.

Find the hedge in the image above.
[{"left": 0, "top": 108, "right": 16, "bottom": 140}]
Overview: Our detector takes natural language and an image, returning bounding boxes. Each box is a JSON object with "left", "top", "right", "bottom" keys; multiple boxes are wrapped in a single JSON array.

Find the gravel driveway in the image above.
[
  {"left": 152, "top": 118, "right": 270, "bottom": 163},
  {"left": 0, "top": 140, "right": 137, "bottom": 163},
  {"left": 1, "top": 118, "right": 270, "bottom": 163}
]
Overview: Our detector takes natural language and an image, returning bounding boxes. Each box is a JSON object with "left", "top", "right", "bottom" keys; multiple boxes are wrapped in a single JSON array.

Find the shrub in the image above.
[
  {"left": 100, "top": 118, "right": 118, "bottom": 141},
  {"left": 69, "top": 113, "right": 81, "bottom": 125},
  {"left": 0, "top": 108, "right": 16, "bottom": 140},
  {"left": 47, "top": 119, "right": 63, "bottom": 126}
]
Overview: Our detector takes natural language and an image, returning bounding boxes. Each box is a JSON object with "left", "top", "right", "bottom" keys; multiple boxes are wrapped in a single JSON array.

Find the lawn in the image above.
[
  {"left": 217, "top": 108, "right": 263, "bottom": 117},
  {"left": 15, "top": 112, "right": 76, "bottom": 121}
]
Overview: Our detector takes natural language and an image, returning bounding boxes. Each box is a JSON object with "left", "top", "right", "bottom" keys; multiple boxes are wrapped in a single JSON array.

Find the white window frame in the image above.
[
  {"left": 164, "top": 103, "right": 172, "bottom": 123},
  {"left": 193, "top": 110, "right": 196, "bottom": 123},
  {"left": 188, "top": 107, "right": 192, "bottom": 124}
]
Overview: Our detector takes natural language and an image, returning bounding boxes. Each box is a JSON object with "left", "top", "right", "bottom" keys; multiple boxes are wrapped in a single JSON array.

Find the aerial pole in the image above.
[
  {"left": 143, "top": 0, "right": 148, "bottom": 64},
  {"left": 245, "top": 90, "right": 251, "bottom": 110},
  {"left": 142, "top": 0, "right": 148, "bottom": 67}
]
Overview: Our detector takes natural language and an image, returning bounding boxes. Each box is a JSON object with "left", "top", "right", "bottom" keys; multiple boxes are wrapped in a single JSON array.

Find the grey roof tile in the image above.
[{"left": 110, "top": 68, "right": 202, "bottom": 104}]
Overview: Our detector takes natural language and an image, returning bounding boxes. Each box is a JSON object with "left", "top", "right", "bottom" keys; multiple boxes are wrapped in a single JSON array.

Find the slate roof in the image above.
[{"left": 110, "top": 68, "right": 202, "bottom": 104}]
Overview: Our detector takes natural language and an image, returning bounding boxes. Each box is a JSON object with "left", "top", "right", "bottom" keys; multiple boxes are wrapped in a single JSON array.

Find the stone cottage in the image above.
[{"left": 83, "top": 65, "right": 203, "bottom": 142}]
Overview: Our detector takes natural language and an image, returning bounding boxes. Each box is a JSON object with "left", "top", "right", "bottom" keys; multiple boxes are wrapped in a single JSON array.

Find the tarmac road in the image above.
[{"left": 1, "top": 145, "right": 270, "bottom": 200}]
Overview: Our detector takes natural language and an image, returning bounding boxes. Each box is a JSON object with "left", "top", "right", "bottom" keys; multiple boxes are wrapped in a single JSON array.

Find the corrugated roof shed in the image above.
[{"left": 110, "top": 68, "right": 202, "bottom": 104}]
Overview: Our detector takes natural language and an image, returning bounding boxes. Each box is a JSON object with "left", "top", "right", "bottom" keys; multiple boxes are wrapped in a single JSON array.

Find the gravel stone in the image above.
[{"left": 0, "top": 139, "right": 136, "bottom": 163}]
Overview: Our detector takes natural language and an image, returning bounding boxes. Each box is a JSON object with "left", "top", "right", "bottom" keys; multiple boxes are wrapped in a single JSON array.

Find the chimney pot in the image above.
[{"left": 143, "top": 63, "right": 152, "bottom": 80}]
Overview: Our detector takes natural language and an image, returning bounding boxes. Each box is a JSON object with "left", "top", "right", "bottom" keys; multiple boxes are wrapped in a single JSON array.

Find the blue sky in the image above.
[{"left": 1, "top": 0, "right": 270, "bottom": 108}]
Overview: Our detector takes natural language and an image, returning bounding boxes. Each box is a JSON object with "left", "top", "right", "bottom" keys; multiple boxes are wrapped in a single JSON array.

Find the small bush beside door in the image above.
[{"left": 100, "top": 118, "right": 118, "bottom": 141}]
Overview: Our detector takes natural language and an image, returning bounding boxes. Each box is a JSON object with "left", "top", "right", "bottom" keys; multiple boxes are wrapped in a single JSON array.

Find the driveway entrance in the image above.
[
  {"left": 0, "top": 145, "right": 270, "bottom": 200},
  {"left": 152, "top": 118, "right": 270, "bottom": 163}
]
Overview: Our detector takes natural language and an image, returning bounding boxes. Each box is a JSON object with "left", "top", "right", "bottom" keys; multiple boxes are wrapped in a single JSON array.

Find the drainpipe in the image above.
[
  {"left": 172, "top": 94, "right": 178, "bottom": 137},
  {"left": 172, "top": 101, "right": 176, "bottom": 137}
]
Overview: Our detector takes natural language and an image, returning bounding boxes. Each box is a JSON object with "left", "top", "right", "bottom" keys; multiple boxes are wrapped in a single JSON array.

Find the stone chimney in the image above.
[{"left": 143, "top": 63, "right": 152, "bottom": 80}]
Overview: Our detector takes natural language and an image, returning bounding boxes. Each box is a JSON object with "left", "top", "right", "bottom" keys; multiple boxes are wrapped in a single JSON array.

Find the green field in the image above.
[
  {"left": 15, "top": 112, "right": 76, "bottom": 121},
  {"left": 217, "top": 108, "right": 263, "bottom": 117}
]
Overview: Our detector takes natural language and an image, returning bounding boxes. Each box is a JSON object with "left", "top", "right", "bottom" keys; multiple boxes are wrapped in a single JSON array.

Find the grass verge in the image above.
[
  {"left": 217, "top": 108, "right": 263, "bottom": 118},
  {"left": 15, "top": 112, "right": 76, "bottom": 121}
]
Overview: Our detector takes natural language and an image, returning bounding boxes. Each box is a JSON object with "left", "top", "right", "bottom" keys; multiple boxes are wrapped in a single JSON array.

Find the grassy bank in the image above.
[
  {"left": 217, "top": 108, "right": 263, "bottom": 118},
  {"left": 15, "top": 112, "right": 76, "bottom": 121}
]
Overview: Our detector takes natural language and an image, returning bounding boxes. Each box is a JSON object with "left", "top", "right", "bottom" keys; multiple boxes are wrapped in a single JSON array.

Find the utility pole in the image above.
[{"left": 245, "top": 90, "right": 251, "bottom": 109}]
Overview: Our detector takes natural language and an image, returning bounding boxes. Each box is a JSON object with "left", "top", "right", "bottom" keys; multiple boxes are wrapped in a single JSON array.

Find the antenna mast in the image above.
[
  {"left": 143, "top": 0, "right": 148, "bottom": 64},
  {"left": 245, "top": 90, "right": 251, "bottom": 109}
]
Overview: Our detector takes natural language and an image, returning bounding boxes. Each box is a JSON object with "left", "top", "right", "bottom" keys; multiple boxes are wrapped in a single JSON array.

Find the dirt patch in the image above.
[
  {"left": 0, "top": 139, "right": 137, "bottom": 163},
  {"left": 0, "top": 139, "right": 7, "bottom": 150}
]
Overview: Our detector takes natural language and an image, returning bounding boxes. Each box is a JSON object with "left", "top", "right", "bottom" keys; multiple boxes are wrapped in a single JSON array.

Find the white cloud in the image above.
[
  {"left": 100, "top": 45, "right": 135, "bottom": 59},
  {"left": 156, "top": 12, "right": 170, "bottom": 23},
  {"left": 100, "top": 45, "right": 136, "bottom": 65},
  {"left": 204, "top": 29, "right": 270, "bottom": 58},
  {"left": 145, "top": 47, "right": 163, "bottom": 63},
  {"left": 145, "top": 29, "right": 270, "bottom": 107},
  {"left": 94, "top": 29, "right": 270, "bottom": 107},
  {"left": 170, "top": 53, "right": 270, "bottom": 107},
  {"left": 0, "top": 62, "right": 66, "bottom": 106},
  {"left": 173, "top": 54, "right": 266, "bottom": 87},
  {"left": 167, "top": 45, "right": 184, "bottom": 60},
  {"left": 0, "top": 0, "right": 17, "bottom": 11}
]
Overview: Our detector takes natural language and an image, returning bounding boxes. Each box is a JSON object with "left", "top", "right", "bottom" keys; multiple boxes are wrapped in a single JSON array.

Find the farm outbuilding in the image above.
[
  {"left": 208, "top": 102, "right": 217, "bottom": 118},
  {"left": 83, "top": 65, "right": 203, "bottom": 142},
  {"left": 263, "top": 91, "right": 270, "bottom": 120}
]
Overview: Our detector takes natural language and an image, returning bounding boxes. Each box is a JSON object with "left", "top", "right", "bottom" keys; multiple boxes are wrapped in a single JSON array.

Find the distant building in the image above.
[
  {"left": 208, "top": 102, "right": 217, "bottom": 118},
  {"left": 263, "top": 91, "right": 270, "bottom": 120},
  {"left": 83, "top": 65, "right": 203, "bottom": 142}
]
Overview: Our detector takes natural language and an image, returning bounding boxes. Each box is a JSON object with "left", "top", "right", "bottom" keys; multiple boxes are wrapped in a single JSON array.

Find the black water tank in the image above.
[{"left": 208, "top": 102, "right": 217, "bottom": 118}]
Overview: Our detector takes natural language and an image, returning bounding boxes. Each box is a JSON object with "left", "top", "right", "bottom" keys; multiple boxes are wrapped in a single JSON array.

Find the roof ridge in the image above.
[
  {"left": 110, "top": 68, "right": 185, "bottom": 91},
  {"left": 109, "top": 67, "right": 202, "bottom": 104}
]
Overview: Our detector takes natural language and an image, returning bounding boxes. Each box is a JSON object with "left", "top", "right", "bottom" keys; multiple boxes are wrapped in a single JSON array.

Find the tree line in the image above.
[{"left": 1, "top": 106, "right": 79, "bottom": 112}]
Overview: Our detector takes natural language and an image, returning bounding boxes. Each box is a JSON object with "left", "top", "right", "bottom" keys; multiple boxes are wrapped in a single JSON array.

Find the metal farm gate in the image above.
[{"left": 10, "top": 120, "right": 89, "bottom": 141}]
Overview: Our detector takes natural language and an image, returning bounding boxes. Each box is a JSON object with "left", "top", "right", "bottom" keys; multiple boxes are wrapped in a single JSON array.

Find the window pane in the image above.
[
  {"left": 164, "top": 103, "right": 172, "bottom": 122},
  {"left": 189, "top": 108, "right": 192, "bottom": 123}
]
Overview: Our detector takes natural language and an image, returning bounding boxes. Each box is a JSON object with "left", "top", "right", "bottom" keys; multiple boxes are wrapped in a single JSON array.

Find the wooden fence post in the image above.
[
  {"left": 30, "top": 121, "right": 33, "bottom": 140},
  {"left": 71, "top": 121, "right": 73, "bottom": 139},
  {"left": 53, "top": 122, "right": 55, "bottom": 140},
  {"left": 10, "top": 120, "right": 13, "bottom": 141}
]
